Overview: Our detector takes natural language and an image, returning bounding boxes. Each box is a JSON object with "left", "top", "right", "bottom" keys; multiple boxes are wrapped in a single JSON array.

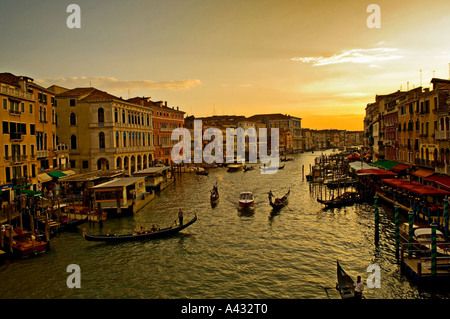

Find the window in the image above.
[
  {"left": 30, "top": 124, "right": 35, "bottom": 135},
  {"left": 98, "top": 108, "right": 105, "bottom": 123},
  {"left": 4, "top": 145, "right": 8, "bottom": 157},
  {"left": 82, "top": 161, "right": 89, "bottom": 169},
  {"left": 2, "top": 99, "right": 6, "bottom": 110},
  {"left": 3, "top": 121, "right": 8, "bottom": 134},
  {"left": 99, "top": 132, "right": 105, "bottom": 149},
  {"left": 20, "top": 103, "right": 24, "bottom": 112},
  {"left": 70, "top": 113, "right": 76, "bottom": 126},
  {"left": 114, "top": 108, "right": 118, "bottom": 123},
  {"left": 29, "top": 104, "right": 33, "bottom": 114},
  {"left": 70, "top": 160, "right": 76, "bottom": 168},
  {"left": 70, "top": 135, "right": 77, "bottom": 149},
  {"left": 70, "top": 99, "right": 76, "bottom": 107}
]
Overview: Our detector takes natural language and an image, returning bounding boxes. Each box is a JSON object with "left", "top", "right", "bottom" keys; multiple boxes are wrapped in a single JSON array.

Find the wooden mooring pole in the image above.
[{"left": 395, "top": 204, "right": 400, "bottom": 260}]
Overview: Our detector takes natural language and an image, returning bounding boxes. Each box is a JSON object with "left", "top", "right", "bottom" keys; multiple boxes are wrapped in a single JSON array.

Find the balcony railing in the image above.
[
  {"left": 4, "top": 155, "right": 28, "bottom": 163},
  {"left": 435, "top": 131, "right": 450, "bottom": 140},
  {"left": 0, "top": 84, "right": 34, "bottom": 100},
  {"left": 36, "top": 149, "right": 49, "bottom": 158}
]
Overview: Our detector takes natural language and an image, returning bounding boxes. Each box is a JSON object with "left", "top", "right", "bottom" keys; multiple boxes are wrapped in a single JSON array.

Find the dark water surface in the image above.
[{"left": 1, "top": 151, "right": 449, "bottom": 299}]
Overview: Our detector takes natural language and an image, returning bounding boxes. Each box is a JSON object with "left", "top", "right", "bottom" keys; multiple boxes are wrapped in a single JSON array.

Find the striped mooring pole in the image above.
[
  {"left": 444, "top": 196, "right": 449, "bottom": 240},
  {"left": 408, "top": 210, "right": 414, "bottom": 257},
  {"left": 431, "top": 223, "right": 437, "bottom": 277},
  {"left": 395, "top": 204, "right": 400, "bottom": 259}
]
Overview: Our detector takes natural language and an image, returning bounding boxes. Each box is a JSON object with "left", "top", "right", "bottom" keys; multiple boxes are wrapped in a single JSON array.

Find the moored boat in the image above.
[
  {"left": 83, "top": 214, "right": 197, "bottom": 243},
  {"left": 336, "top": 260, "right": 355, "bottom": 299},
  {"left": 399, "top": 222, "right": 450, "bottom": 255},
  {"left": 239, "top": 191, "right": 254, "bottom": 208},
  {"left": 243, "top": 165, "right": 254, "bottom": 172},
  {"left": 227, "top": 164, "right": 244, "bottom": 172},
  {"left": 1, "top": 225, "right": 48, "bottom": 257},
  {"left": 317, "top": 191, "right": 361, "bottom": 208}
]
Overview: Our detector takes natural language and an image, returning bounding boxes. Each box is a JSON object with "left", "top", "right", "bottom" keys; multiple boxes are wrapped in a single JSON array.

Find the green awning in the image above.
[
  {"left": 13, "top": 183, "right": 32, "bottom": 190},
  {"left": 47, "top": 171, "right": 68, "bottom": 179},
  {"left": 372, "top": 160, "right": 399, "bottom": 171},
  {"left": 20, "top": 190, "right": 44, "bottom": 197}
]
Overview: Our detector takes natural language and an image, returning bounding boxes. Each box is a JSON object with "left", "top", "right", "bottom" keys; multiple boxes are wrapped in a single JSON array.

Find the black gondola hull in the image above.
[{"left": 84, "top": 215, "right": 197, "bottom": 243}]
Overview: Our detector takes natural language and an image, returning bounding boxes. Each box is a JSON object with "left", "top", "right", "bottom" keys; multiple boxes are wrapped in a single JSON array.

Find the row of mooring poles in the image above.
[{"left": 375, "top": 197, "right": 439, "bottom": 277}]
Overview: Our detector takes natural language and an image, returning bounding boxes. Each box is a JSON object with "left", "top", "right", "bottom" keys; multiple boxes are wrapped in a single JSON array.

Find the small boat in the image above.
[
  {"left": 227, "top": 164, "right": 243, "bottom": 172},
  {"left": 260, "top": 164, "right": 285, "bottom": 172},
  {"left": 210, "top": 183, "right": 219, "bottom": 206},
  {"left": 317, "top": 191, "right": 361, "bottom": 208},
  {"left": 324, "top": 178, "right": 356, "bottom": 189},
  {"left": 195, "top": 168, "right": 208, "bottom": 176},
  {"left": 280, "top": 157, "right": 293, "bottom": 162},
  {"left": 268, "top": 189, "right": 290, "bottom": 209},
  {"left": 36, "top": 215, "right": 88, "bottom": 237},
  {"left": 336, "top": 260, "right": 355, "bottom": 299},
  {"left": 83, "top": 214, "right": 197, "bottom": 243},
  {"left": 243, "top": 165, "right": 254, "bottom": 172},
  {"left": 1, "top": 226, "right": 48, "bottom": 257},
  {"left": 399, "top": 222, "right": 450, "bottom": 255},
  {"left": 238, "top": 192, "right": 254, "bottom": 208}
]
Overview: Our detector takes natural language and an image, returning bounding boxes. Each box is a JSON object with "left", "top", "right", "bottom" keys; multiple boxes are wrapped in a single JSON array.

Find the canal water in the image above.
[{"left": 1, "top": 150, "right": 449, "bottom": 299}]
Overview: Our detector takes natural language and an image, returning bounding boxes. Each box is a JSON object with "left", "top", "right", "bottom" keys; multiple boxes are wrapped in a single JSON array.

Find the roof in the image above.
[
  {"left": 357, "top": 169, "right": 397, "bottom": 178},
  {"left": 423, "top": 174, "right": 450, "bottom": 191},
  {"left": 133, "top": 166, "right": 171, "bottom": 175},
  {"left": 62, "top": 169, "right": 125, "bottom": 182},
  {"left": 349, "top": 161, "right": 373, "bottom": 171},
  {"left": 390, "top": 164, "right": 411, "bottom": 172},
  {"left": 412, "top": 169, "right": 435, "bottom": 178},
  {"left": 372, "top": 160, "right": 399, "bottom": 171},
  {"left": 381, "top": 178, "right": 450, "bottom": 196},
  {"left": 90, "top": 177, "right": 145, "bottom": 189}
]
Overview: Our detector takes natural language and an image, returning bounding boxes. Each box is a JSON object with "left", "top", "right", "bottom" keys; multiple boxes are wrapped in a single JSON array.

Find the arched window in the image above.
[
  {"left": 70, "top": 135, "right": 77, "bottom": 149},
  {"left": 98, "top": 108, "right": 105, "bottom": 123},
  {"left": 114, "top": 108, "right": 118, "bottom": 123},
  {"left": 116, "top": 132, "right": 120, "bottom": 147},
  {"left": 123, "top": 132, "right": 127, "bottom": 147},
  {"left": 70, "top": 112, "right": 76, "bottom": 126},
  {"left": 99, "top": 132, "right": 105, "bottom": 149}
]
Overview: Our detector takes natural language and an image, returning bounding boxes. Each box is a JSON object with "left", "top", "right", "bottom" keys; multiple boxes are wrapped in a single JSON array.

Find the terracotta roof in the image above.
[
  {"left": 80, "top": 89, "right": 122, "bottom": 102},
  {"left": 0, "top": 72, "right": 20, "bottom": 86},
  {"left": 56, "top": 87, "right": 97, "bottom": 98}
]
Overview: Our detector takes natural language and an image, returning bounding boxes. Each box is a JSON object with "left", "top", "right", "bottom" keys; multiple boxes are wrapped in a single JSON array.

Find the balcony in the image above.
[
  {"left": 36, "top": 149, "right": 49, "bottom": 158},
  {"left": 435, "top": 131, "right": 450, "bottom": 140},
  {"left": 9, "top": 132, "right": 23, "bottom": 142},
  {"left": 4, "top": 155, "right": 28, "bottom": 164},
  {"left": 0, "top": 84, "right": 34, "bottom": 101}
]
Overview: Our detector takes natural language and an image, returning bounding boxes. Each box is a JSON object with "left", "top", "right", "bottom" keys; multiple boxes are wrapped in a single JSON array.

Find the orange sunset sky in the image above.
[{"left": 1, "top": 0, "right": 450, "bottom": 131}]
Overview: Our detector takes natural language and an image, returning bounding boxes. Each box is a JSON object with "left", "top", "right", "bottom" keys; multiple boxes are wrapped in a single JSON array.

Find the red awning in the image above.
[
  {"left": 424, "top": 174, "right": 450, "bottom": 191},
  {"left": 412, "top": 169, "right": 435, "bottom": 178},
  {"left": 390, "top": 164, "right": 410, "bottom": 172},
  {"left": 381, "top": 178, "right": 450, "bottom": 196},
  {"left": 357, "top": 169, "right": 397, "bottom": 178}
]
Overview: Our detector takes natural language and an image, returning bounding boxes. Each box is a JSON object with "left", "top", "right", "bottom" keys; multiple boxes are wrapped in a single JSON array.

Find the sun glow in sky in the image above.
[{"left": 1, "top": 0, "right": 450, "bottom": 130}]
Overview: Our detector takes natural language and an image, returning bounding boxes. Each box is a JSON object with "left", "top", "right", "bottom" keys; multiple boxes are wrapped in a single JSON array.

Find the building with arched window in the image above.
[{"left": 54, "top": 87, "right": 155, "bottom": 175}]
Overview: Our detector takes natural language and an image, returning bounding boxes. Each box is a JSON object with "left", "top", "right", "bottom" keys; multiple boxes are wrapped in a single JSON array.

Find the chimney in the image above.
[{"left": 165, "top": 101, "right": 167, "bottom": 107}]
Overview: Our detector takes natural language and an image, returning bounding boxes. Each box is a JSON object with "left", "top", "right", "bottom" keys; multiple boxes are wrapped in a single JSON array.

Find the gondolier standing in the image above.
[
  {"left": 354, "top": 276, "right": 364, "bottom": 299},
  {"left": 178, "top": 208, "right": 184, "bottom": 225}
]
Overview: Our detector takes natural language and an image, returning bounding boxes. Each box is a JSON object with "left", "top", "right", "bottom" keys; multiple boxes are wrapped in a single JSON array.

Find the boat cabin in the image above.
[
  {"left": 132, "top": 166, "right": 173, "bottom": 191},
  {"left": 90, "top": 177, "right": 153, "bottom": 214}
]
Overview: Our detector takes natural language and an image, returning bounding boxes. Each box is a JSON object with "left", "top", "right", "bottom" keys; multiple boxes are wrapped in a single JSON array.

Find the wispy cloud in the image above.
[
  {"left": 36, "top": 76, "right": 202, "bottom": 92},
  {"left": 291, "top": 48, "right": 402, "bottom": 66}
]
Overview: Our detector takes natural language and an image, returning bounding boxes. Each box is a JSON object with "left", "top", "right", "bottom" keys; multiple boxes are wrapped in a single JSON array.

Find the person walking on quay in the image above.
[
  {"left": 354, "top": 276, "right": 364, "bottom": 299},
  {"left": 178, "top": 208, "right": 184, "bottom": 225}
]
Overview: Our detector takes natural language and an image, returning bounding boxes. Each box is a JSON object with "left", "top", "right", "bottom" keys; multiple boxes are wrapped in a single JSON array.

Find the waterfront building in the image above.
[
  {"left": 127, "top": 97, "right": 185, "bottom": 165},
  {"left": 247, "top": 113, "right": 302, "bottom": 152},
  {"left": 54, "top": 88, "right": 155, "bottom": 176},
  {"left": 364, "top": 77, "right": 450, "bottom": 176},
  {"left": 0, "top": 73, "right": 66, "bottom": 203}
]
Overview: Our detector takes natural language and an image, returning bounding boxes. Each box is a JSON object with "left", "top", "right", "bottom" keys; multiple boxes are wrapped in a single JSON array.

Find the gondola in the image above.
[
  {"left": 268, "top": 189, "right": 290, "bottom": 209},
  {"left": 195, "top": 168, "right": 208, "bottom": 176},
  {"left": 83, "top": 214, "right": 197, "bottom": 243},
  {"left": 336, "top": 260, "right": 355, "bottom": 299},
  {"left": 210, "top": 183, "right": 219, "bottom": 206},
  {"left": 317, "top": 191, "right": 361, "bottom": 208},
  {"left": 243, "top": 165, "right": 254, "bottom": 172}
]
